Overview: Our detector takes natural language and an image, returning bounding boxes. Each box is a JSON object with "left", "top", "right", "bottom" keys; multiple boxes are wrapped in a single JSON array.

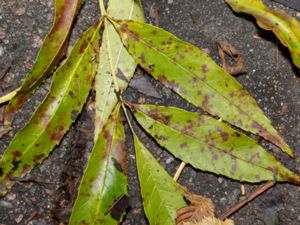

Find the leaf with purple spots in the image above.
[
  {"left": 130, "top": 103, "right": 300, "bottom": 184},
  {"left": 133, "top": 133, "right": 186, "bottom": 225},
  {"left": 70, "top": 105, "right": 128, "bottom": 224},
  {"left": 0, "top": 22, "right": 101, "bottom": 196},
  {"left": 112, "top": 19, "right": 294, "bottom": 156},
  {"left": 4, "top": 0, "right": 82, "bottom": 124}
]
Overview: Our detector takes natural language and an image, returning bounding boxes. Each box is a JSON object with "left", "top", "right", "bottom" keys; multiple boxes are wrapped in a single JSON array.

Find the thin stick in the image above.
[
  {"left": 219, "top": 181, "right": 276, "bottom": 220},
  {"left": 0, "top": 87, "right": 20, "bottom": 104},
  {"left": 173, "top": 162, "right": 186, "bottom": 181}
]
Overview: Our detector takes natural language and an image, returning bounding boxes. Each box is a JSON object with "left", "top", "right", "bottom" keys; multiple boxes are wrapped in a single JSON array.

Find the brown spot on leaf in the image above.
[
  {"left": 79, "top": 41, "right": 88, "bottom": 54},
  {"left": 34, "top": 153, "right": 46, "bottom": 164},
  {"left": 12, "top": 151, "right": 22, "bottom": 160},
  {"left": 201, "top": 64, "right": 209, "bottom": 73},
  {"left": 0, "top": 167, "right": 4, "bottom": 177},
  {"left": 180, "top": 143, "right": 188, "bottom": 148},
  {"left": 69, "top": 91, "right": 75, "bottom": 98}
]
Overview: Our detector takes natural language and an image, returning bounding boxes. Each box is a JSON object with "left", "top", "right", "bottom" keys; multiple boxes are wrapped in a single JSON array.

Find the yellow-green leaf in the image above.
[
  {"left": 0, "top": 23, "right": 101, "bottom": 196},
  {"left": 226, "top": 0, "right": 300, "bottom": 68},
  {"left": 133, "top": 134, "right": 186, "bottom": 225},
  {"left": 94, "top": 0, "right": 144, "bottom": 139},
  {"left": 4, "top": 0, "right": 81, "bottom": 124},
  {"left": 69, "top": 105, "right": 127, "bottom": 225},
  {"left": 130, "top": 103, "right": 300, "bottom": 184},
  {"left": 113, "top": 19, "right": 293, "bottom": 156}
]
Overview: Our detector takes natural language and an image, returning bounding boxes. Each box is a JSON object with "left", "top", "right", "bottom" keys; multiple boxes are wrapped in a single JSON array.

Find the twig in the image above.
[
  {"left": 99, "top": 0, "right": 106, "bottom": 16},
  {"left": 173, "top": 162, "right": 186, "bottom": 182},
  {"left": 219, "top": 181, "right": 276, "bottom": 220}
]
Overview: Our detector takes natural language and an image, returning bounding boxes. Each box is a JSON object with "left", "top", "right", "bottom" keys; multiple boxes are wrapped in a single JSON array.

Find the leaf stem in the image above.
[
  {"left": 99, "top": 0, "right": 106, "bottom": 16},
  {"left": 173, "top": 162, "right": 186, "bottom": 182}
]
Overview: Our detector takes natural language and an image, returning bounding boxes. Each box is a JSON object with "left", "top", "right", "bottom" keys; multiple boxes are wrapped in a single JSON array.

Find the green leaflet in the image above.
[
  {"left": 133, "top": 134, "right": 186, "bottom": 225},
  {"left": 130, "top": 103, "right": 300, "bottom": 184},
  {"left": 94, "top": 0, "right": 145, "bottom": 139},
  {"left": 226, "top": 0, "right": 300, "bottom": 69},
  {"left": 113, "top": 20, "right": 294, "bottom": 157},
  {"left": 69, "top": 105, "right": 127, "bottom": 225},
  {"left": 0, "top": 23, "right": 101, "bottom": 196},
  {"left": 4, "top": 0, "right": 81, "bottom": 124}
]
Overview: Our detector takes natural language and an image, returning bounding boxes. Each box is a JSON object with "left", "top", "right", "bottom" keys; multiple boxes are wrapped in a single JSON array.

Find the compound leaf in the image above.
[
  {"left": 4, "top": 0, "right": 81, "bottom": 124},
  {"left": 94, "top": 0, "right": 144, "bottom": 139},
  {"left": 0, "top": 22, "right": 101, "bottom": 196},
  {"left": 113, "top": 19, "right": 293, "bottom": 156},
  {"left": 226, "top": 0, "right": 300, "bottom": 69},
  {"left": 69, "top": 105, "right": 128, "bottom": 225},
  {"left": 134, "top": 134, "right": 186, "bottom": 225},
  {"left": 130, "top": 103, "right": 300, "bottom": 184}
]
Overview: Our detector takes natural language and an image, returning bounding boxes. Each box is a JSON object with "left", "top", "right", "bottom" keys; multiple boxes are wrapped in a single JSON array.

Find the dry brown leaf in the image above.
[
  {"left": 176, "top": 194, "right": 214, "bottom": 225},
  {"left": 176, "top": 193, "right": 234, "bottom": 225},
  {"left": 217, "top": 40, "right": 247, "bottom": 75},
  {"left": 183, "top": 217, "right": 234, "bottom": 225}
]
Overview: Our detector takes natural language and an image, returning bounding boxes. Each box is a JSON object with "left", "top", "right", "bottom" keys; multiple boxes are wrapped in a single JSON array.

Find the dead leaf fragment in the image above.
[
  {"left": 183, "top": 217, "right": 234, "bottom": 225},
  {"left": 176, "top": 193, "right": 234, "bottom": 225},
  {"left": 217, "top": 40, "right": 246, "bottom": 75},
  {"left": 176, "top": 194, "right": 214, "bottom": 225},
  {"left": 150, "top": 3, "right": 160, "bottom": 25}
]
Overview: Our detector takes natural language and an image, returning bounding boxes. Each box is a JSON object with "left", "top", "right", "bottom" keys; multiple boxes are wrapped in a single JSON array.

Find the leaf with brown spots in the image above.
[
  {"left": 0, "top": 22, "right": 101, "bottom": 196},
  {"left": 133, "top": 133, "right": 186, "bottom": 225},
  {"left": 113, "top": 19, "right": 294, "bottom": 156},
  {"left": 130, "top": 103, "right": 300, "bottom": 184},
  {"left": 4, "top": 0, "right": 81, "bottom": 124},
  {"left": 69, "top": 105, "right": 128, "bottom": 224},
  {"left": 226, "top": 0, "right": 300, "bottom": 69},
  {"left": 94, "top": 0, "right": 144, "bottom": 139}
]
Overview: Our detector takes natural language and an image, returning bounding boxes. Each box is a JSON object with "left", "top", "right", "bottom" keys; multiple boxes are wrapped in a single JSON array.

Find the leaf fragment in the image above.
[
  {"left": 113, "top": 19, "right": 293, "bottom": 156},
  {"left": 225, "top": 0, "right": 300, "bottom": 68},
  {"left": 69, "top": 105, "right": 128, "bottom": 224},
  {"left": 130, "top": 103, "right": 300, "bottom": 184},
  {"left": 0, "top": 22, "right": 101, "bottom": 196},
  {"left": 176, "top": 194, "right": 214, "bottom": 225},
  {"left": 133, "top": 134, "right": 186, "bottom": 225},
  {"left": 176, "top": 193, "right": 234, "bottom": 225},
  {"left": 4, "top": 0, "right": 81, "bottom": 124},
  {"left": 94, "top": 0, "right": 145, "bottom": 139}
]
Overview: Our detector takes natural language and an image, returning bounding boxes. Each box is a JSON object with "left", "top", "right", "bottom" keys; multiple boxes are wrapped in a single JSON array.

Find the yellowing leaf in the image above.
[
  {"left": 0, "top": 22, "right": 101, "bottom": 196},
  {"left": 94, "top": 0, "right": 144, "bottom": 139},
  {"left": 134, "top": 134, "right": 186, "bottom": 225},
  {"left": 113, "top": 19, "right": 293, "bottom": 156},
  {"left": 69, "top": 105, "right": 128, "bottom": 224},
  {"left": 226, "top": 0, "right": 300, "bottom": 69},
  {"left": 130, "top": 103, "right": 300, "bottom": 184},
  {"left": 4, "top": 0, "right": 81, "bottom": 124}
]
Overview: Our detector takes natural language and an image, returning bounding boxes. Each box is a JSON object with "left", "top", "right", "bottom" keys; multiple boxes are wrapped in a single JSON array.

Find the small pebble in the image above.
[{"left": 168, "top": 0, "right": 173, "bottom": 4}]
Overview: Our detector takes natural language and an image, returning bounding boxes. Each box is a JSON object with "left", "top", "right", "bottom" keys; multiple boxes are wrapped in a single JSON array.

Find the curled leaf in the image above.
[
  {"left": 129, "top": 103, "right": 300, "bottom": 184},
  {"left": 113, "top": 19, "right": 293, "bottom": 156},
  {"left": 69, "top": 105, "right": 128, "bottom": 224},
  {"left": 217, "top": 40, "right": 247, "bottom": 75},
  {"left": 133, "top": 134, "right": 186, "bottom": 225},
  {"left": 226, "top": 0, "right": 300, "bottom": 69},
  {"left": 4, "top": 0, "right": 81, "bottom": 124},
  {"left": 0, "top": 22, "right": 101, "bottom": 196}
]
